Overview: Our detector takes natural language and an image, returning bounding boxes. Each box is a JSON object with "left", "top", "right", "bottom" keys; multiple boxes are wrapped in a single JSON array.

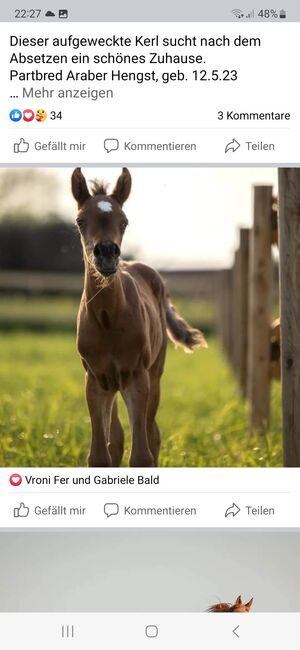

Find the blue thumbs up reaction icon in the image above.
[{"left": 10, "top": 109, "right": 22, "bottom": 122}]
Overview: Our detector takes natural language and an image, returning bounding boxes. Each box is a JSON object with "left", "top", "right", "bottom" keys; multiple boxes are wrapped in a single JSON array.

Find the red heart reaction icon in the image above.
[
  {"left": 9, "top": 473, "right": 23, "bottom": 486},
  {"left": 23, "top": 109, "right": 34, "bottom": 122}
]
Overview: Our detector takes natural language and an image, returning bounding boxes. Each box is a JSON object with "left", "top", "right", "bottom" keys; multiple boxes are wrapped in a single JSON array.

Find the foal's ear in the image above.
[
  {"left": 111, "top": 168, "right": 132, "bottom": 206},
  {"left": 235, "top": 595, "right": 242, "bottom": 606},
  {"left": 245, "top": 598, "right": 253, "bottom": 610},
  {"left": 71, "top": 168, "right": 91, "bottom": 207}
]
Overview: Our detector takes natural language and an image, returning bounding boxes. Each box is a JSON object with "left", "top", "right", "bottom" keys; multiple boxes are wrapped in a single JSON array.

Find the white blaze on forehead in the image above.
[{"left": 97, "top": 200, "right": 113, "bottom": 213}]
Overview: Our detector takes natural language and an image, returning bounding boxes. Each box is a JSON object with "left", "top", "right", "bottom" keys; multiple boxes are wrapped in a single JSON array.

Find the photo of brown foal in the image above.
[
  {"left": 207, "top": 595, "right": 254, "bottom": 612},
  {"left": 72, "top": 167, "right": 207, "bottom": 467}
]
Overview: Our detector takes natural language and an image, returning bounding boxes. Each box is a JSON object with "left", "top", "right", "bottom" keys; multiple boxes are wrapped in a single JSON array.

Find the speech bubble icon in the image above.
[
  {"left": 104, "top": 138, "right": 119, "bottom": 154},
  {"left": 104, "top": 502, "right": 119, "bottom": 517}
]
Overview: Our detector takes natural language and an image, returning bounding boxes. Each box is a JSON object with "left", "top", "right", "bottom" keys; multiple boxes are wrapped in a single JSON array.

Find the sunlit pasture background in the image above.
[{"left": 0, "top": 167, "right": 282, "bottom": 467}]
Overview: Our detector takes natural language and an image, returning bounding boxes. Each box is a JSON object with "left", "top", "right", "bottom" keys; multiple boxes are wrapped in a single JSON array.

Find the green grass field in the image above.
[{"left": 0, "top": 298, "right": 283, "bottom": 466}]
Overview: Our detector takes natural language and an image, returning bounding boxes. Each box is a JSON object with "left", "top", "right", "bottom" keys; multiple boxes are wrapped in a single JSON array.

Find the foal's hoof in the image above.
[
  {"left": 108, "top": 442, "right": 124, "bottom": 468},
  {"left": 88, "top": 454, "right": 112, "bottom": 467},
  {"left": 129, "top": 453, "right": 155, "bottom": 468}
]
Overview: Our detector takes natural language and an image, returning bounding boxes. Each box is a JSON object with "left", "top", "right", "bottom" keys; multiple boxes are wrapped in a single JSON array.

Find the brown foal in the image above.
[
  {"left": 207, "top": 595, "right": 254, "bottom": 613},
  {"left": 72, "top": 167, "right": 207, "bottom": 467}
]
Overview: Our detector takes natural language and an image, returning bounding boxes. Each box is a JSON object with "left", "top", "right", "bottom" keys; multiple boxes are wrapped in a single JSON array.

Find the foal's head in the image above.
[
  {"left": 72, "top": 167, "right": 131, "bottom": 277},
  {"left": 208, "top": 595, "right": 253, "bottom": 613}
]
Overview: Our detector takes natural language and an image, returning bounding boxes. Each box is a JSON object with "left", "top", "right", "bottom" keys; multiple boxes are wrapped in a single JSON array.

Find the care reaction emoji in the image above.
[
  {"left": 23, "top": 109, "right": 34, "bottom": 122},
  {"left": 35, "top": 109, "right": 47, "bottom": 122}
]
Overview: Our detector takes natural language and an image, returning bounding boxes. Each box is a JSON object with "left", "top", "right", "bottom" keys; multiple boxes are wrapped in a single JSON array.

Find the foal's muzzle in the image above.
[{"left": 93, "top": 240, "right": 121, "bottom": 276}]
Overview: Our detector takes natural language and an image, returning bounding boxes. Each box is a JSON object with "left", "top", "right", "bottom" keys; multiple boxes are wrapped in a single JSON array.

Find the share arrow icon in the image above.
[
  {"left": 225, "top": 503, "right": 241, "bottom": 518},
  {"left": 225, "top": 138, "right": 241, "bottom": 153}
]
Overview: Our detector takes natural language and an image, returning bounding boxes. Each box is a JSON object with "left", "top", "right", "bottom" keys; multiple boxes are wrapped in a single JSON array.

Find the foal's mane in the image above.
[
  {"left": 90, "top": 179, "right": 109, "bottom": 196},
  {"left": 207, "top": 602, "right": 233, "bottom": 612}
]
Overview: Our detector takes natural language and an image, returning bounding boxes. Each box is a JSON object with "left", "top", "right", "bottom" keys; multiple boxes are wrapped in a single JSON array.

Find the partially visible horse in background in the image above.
[
  {"left": 207, "top": 595, "right": 254, "bottom": 612},
  {"left": 270, "top": 317, "right": 281, "bottom": 380},
  {"left": 72, "top": 167, "right": 207, "bottom": 467}
]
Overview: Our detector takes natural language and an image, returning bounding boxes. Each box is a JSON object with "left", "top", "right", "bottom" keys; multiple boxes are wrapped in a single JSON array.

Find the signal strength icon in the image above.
[
  {"left": 232, "top": 8, "right": 244, "bottom": 18},
  {"left": 246, "top": 9, "right": 255, "bottom": 17}
]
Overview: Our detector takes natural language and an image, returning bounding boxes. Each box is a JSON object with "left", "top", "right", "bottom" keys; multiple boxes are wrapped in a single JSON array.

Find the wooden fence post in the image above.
[
  {"left": 225, "top": 268, "right": 233, "bottom": 363},
  {"left": 248, "top": 185, "right": 273, "bottom": 435},
  {"left": 238, "top": 229, "right": 250, "bottom": 396},
  {"left": 218, "top": 270, "right": 228, "bottom": 352},
  {"left": 232, "top": 249, "right": 241, "bottom": 375},
  {"left": 278, "top": 168, "right": 300, "bottom": 466}
]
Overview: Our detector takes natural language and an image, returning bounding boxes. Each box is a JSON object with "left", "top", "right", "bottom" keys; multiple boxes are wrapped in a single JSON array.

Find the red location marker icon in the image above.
[{"left": 9, "top": 473, "right": 22, "bottom": 487}]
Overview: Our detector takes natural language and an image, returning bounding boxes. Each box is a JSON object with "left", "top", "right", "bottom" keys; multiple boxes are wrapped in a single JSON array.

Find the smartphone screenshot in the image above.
[{"left": 0, "top": 0, "right": 300, "bottom": 647}]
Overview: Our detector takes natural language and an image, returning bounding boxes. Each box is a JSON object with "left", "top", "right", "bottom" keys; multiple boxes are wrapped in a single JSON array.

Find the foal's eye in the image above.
[
  {"left": 76, "top": 217, "right": 85, "bottom": 231},
  {"left": 120, "top": 220, "right": 128, "bottom": 233}
]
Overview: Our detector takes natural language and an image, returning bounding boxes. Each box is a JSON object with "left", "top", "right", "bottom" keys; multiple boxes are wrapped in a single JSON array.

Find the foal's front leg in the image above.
[
  {"left": 86, "top": 370, "right": 114, "bottom": 467},
  {"left": 122, "top": 370, "right": 154, "bottom": 467}
]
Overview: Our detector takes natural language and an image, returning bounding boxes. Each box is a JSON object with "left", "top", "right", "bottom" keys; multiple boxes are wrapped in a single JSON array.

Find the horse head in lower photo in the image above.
[
  {"left": 207, "top": 595, "right": 254, "bottom": 612},
  {"left": 72, "top": 167, "right": 207, "bottom": 467}
]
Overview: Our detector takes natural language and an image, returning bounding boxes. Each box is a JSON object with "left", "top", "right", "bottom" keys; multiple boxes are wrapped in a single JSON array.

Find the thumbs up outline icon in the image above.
[
  {"left": 13, "top": 503, "right": 30, "bottom": 518},
  {"left": 13, "top": 138, "right": 30, "bottom": 153}
]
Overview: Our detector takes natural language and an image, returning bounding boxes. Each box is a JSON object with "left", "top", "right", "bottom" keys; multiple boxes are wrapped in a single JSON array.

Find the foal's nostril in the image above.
[
  {"left": 93, "top": 244, "right": 101, "bottom": 258},
  {"left": 112, "top": 243, "right": 121, "bottom": 257}
]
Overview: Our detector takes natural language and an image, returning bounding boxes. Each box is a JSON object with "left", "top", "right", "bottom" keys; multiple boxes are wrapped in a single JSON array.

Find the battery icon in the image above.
[{"left": 279, "top": 9, "right": 286, "bottom": 18}]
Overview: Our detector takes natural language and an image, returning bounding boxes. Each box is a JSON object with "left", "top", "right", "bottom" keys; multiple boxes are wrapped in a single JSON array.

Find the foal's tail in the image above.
[{"left": 165, "top": 298, "right": 208, "bottom": 353}]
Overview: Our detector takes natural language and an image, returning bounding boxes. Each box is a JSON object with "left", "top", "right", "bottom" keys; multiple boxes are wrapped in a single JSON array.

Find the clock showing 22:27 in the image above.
[{"left": 14, "top": 9, "right": 42, "bottom": 18}]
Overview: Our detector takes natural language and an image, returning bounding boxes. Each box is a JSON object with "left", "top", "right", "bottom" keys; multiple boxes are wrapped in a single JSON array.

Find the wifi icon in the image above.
[{"left": 232, "top": 8, "right": 244, "bottom": 18}]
